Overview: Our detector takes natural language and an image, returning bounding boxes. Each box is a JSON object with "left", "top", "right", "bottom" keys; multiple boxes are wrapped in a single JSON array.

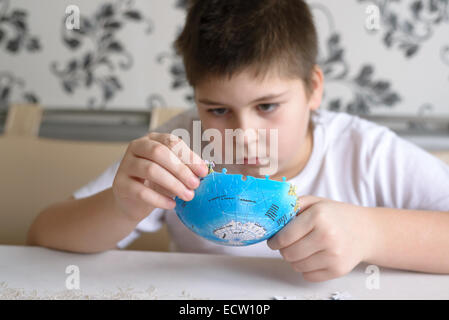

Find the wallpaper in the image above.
[{"left": 0, "top": 0, "right": 448, "bottom": 117}]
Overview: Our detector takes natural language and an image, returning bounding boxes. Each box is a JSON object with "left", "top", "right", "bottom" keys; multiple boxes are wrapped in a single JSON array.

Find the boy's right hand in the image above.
[{"left": 112, "top": 132, "right": 209, "bottom": 222}]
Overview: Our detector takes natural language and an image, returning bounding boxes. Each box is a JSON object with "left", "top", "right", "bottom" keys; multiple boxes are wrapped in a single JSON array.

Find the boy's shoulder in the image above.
[{"left": 313, "top": 109, "right": 395, "bottom": 147}]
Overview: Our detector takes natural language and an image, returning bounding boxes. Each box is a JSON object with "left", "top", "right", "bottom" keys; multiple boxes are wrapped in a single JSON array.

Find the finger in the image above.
[
  {"left": 119, "top": 176, "right": 176, "bottom": 210},
  {"left": 145, "top": 179, "right": 176, "bottom": 199},
  {"left": 279, "top": 230, "right": 324, "bottom": 262},
  {"left": 149, "top": 132, "right": 208, "bottom": 178},
  {"left": 130, "top": 138, "right": 204, "bottom": 190},
  {"left": 126, "top": 156, "right": 195, "bottom": 202},
  {"left": 290, "top": 250, "right": 328, "bottom": 273},
  {"left": 296, "top": 195, "right": 324, "bottom": 213},
  {"left": 267, "top": 209, "right": 315, "bottom": 251},
  {"left": 267, "top": 195, "right": 325, "bottom": 250}
]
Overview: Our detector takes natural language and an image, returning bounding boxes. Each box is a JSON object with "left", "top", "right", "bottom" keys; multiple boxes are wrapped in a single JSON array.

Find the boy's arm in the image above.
[
  {"left": 361, "top": 130, "right": 449, "bottom": 273},
  {"left": 267, "top": 196, "right": 449, "bottom": 282},
  {"left": 26, "top": 188, "right": 151, "bottom": 253},
  {"left": 366, "top": 206, "right": 449, "bottom": 273},
  {"left": 27, "top": 131, "right": 207, "bottom": 254}
]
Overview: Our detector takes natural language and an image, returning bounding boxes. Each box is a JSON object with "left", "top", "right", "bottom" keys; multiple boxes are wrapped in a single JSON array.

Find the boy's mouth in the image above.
[
  {"left": 241, "top": 157, "right": 269, "bottom": 166},
  {"left": 243, "top": 157, "right": 259, "bottom": 165}
]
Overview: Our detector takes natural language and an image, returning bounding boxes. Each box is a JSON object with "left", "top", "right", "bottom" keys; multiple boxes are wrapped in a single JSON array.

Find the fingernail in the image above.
[
  {"left": 184, "top": 189, "right": 194, "bottom": 200},
  {"left": 189, "top": 176, "right": 200, "bottom": 188}
]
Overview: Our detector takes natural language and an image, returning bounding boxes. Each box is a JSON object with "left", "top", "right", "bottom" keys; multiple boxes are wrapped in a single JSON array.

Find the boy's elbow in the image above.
[
  {"left": 26, "top": 197, "right": 75, "bottom": 247},
  {"left": 26, "top": 202, "right": 60, "bottom": 247},
  {"left": 26, "top": 209, "right": 46, "bottom": 247},
  {"left": 26, "top": 229, "right": 39, "bottom": 246}
]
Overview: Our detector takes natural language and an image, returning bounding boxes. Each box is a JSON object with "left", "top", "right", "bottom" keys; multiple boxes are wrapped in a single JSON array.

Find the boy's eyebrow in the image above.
[{"left": 198, "top": 91, "right": 289, "bottom": 107}]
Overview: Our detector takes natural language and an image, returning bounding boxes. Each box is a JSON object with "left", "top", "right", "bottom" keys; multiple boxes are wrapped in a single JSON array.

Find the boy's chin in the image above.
[{"left": 216, "top": 162, "right": 279, "bottom": 178}]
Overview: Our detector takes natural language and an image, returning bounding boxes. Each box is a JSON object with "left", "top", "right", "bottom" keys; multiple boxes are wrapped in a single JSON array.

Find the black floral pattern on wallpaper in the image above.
[
  {"left": 442, "top": 44, "right": 449, "bottom": 73},
  {"left": 0, "top": 72, "right": 39, "bottom": 110},
  {"left": 154, "top": 0, "right": 193, "bottom": 107},
  {"left": 51, "top": 0, "right": 153, "bottom": 108},
  {"left": 0, "top": 0, "right": 41, "bottom": 54},
  {"left": 154, "top": 0, "right": 194, "bottom": 107},
  {"left": 357, "top": 0, "right": 449, "bottom": 113},
  {"left": 0, "top": 0, "right": 40, "bottom": 110},
  {"left": 176, "top": 0, "right": 190, "bottom": 10},
  {"left": 359, "top": 0, "right": 449, "bottom": 58},
  {"left": 156, "top": 50, "right": 194, "bottom": 106},
  {"left": 314, "top": 3, "right": 401, "bottom": 114},
  {"left": 0, "top": 0, "right": 446, "bottom": 113},
  {"left": 147, "top": 93, "right": 167, "bottom": 110}
]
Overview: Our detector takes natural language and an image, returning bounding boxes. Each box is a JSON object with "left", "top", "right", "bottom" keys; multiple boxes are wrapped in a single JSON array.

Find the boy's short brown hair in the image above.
[{"left": 174, "top": 0, "right": 318, "bottom": 97}]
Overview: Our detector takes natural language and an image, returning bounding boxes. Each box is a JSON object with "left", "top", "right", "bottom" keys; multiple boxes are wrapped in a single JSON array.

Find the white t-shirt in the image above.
[{"left": 73, "top": 108, "right": 449, "bottom": 257}]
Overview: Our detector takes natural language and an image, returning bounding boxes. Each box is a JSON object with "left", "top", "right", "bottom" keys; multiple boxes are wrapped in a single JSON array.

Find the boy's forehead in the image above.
[
  {"left": 198, "top": 67, "right": 297, "bottom": 87},
  {"left": 194, "top": 70, "right": 302, "bottom": 103}
]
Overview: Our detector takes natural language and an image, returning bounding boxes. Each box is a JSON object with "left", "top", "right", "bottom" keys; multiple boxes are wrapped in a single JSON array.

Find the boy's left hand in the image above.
[{"left": 267, "top": 196, "right": 375, "bottom": 282}]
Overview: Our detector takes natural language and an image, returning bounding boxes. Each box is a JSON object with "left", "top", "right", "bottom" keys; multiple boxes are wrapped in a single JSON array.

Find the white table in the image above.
[{"left": 1, "top": 245, "right": 448, "bottom": 299}]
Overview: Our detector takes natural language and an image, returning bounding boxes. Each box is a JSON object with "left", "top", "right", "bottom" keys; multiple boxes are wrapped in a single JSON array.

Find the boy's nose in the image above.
[
  {"left": 231, "top": 114, "right": 263, "bottom": 151},
  {"left": 235, "top": 115, "right": 257, "bottom": 134},
  {"left": 235, "top": 126, "right": 258, "bottom": 145},
  {"left": 234, "top": 129, "right": 258, "bottom": 155}
]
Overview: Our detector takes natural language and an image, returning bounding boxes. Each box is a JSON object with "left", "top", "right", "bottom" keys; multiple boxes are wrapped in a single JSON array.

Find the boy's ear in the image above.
[{"left": 307, "top": 65, "right": 324, "bottom": 111}]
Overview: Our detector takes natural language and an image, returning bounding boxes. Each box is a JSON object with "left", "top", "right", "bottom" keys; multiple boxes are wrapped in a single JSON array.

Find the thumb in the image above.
[{"left": 296, "top": 195, "right": 324, "bottom": 215}]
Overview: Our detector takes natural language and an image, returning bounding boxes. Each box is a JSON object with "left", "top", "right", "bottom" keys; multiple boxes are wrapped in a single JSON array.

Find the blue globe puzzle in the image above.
[{"left": 174, "top": 165, "right": 301, "bottom": 246}]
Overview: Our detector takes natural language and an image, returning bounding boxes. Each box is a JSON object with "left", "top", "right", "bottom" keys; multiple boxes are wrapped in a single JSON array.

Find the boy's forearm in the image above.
[
  {"left": 27, "top": 188, "right": 147, "bottom": 253},
  {"left": 364, "top": 207, "right": 449, "bottom": 273}
]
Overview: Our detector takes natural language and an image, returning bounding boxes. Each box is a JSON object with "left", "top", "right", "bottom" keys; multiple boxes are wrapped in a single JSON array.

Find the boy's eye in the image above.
[
  {"left": 207, "top": 108, "right": 229, "bottom": 116},
  {"left": 257, "top": 103, "right": 279, "bottom": 112}
]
